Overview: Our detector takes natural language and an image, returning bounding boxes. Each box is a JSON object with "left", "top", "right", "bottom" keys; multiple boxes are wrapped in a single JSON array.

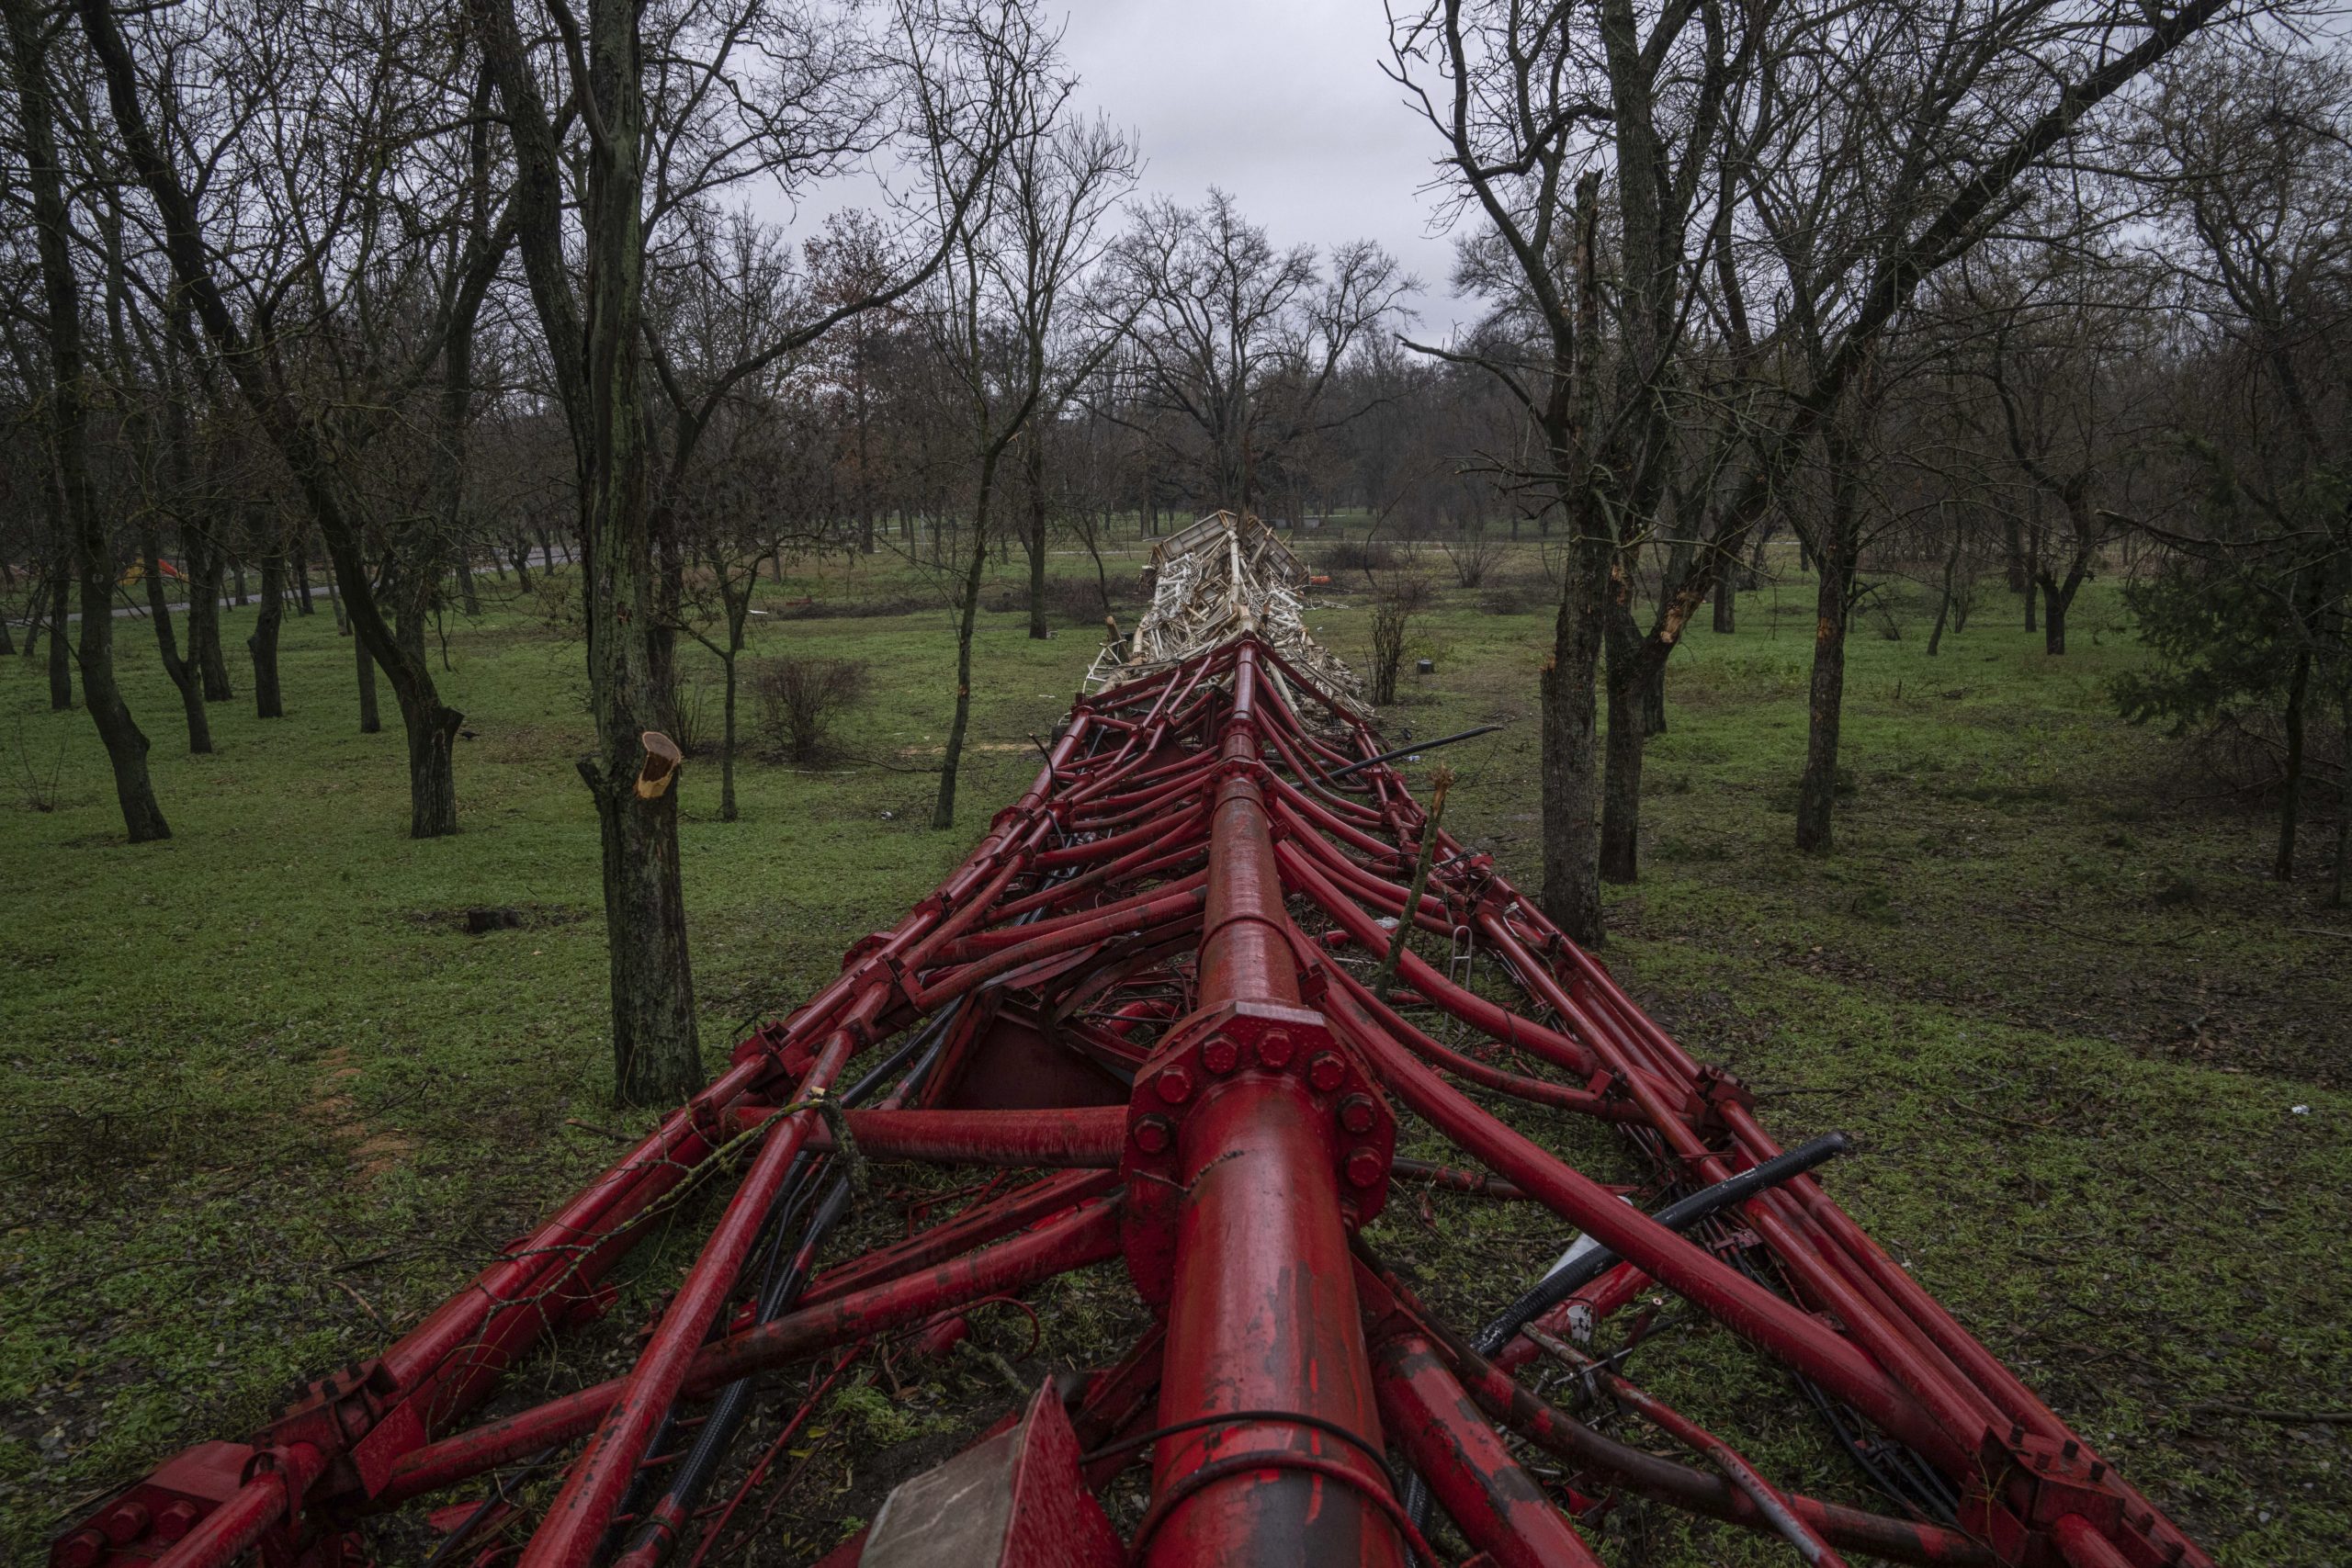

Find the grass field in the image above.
[{"left": 2, "top": 529, "right": 2346, "bottom": 1565}]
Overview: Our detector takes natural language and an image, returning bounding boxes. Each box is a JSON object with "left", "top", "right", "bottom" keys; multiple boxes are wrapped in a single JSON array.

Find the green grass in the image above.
[{"left": 1, "top": 531, "right": 2346, "bottom": 1565}]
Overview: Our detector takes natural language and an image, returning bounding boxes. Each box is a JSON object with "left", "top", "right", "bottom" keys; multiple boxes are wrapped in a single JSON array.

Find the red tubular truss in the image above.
[{"left": 57, "top": 616, "right": 2210, "bottom": 1568}]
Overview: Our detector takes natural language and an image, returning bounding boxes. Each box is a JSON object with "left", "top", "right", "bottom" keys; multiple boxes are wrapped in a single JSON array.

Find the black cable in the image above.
[
  {"left": 611, "top": 822, "right": 1098, "bottom": 1565},
  {"left": 1404, "top": 1133, "right": 1851, "bottom": 1534},
  {"left": 1472, "top": 1132, "right": 1852, "bottom": 1358},
  {"left": 1324, "top": 724, "right": 1504, "bottom": 781}
]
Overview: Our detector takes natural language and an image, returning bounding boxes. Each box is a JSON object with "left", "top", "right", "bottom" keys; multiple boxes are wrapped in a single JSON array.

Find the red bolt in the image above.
[
  {"left": 56, "top": 1529, "right": 105, "bottom": 1568},
  {"left": 100, "top": 1501, "right": 150, "bottom": 1544},
  {"left": 1256, "top": 1030, "right": 1295, "bottom": 1069},
  {"left": 1201, "top": 1034, "right": 1239, "bottom": 1074},
  {"left": 154, "top": 1500, "right": 200, "bottom": 1543},
  {"left": 1345, "top": 1148, "right": 1385, "bottom": 1189},
  {"left": 1339, "top": 1094, "right": 1376, "bottom": 1134},
  {"left": 1308, "top": 1053, "right": 1346, "bottom": 1092},
  {"left": 1133, "top": 1116, "right": 1173, "bottom": 1155},
  {"left": 1155, "top": 1066, "right": 1194, "bottom": 1105}
]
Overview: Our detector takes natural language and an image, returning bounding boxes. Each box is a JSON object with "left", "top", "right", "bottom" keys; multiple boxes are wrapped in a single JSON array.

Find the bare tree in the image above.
[
  {"left": 474, "top": 0, "right": 1031, "bottom": 1101},
  {"left": 1116, "top": 190, "right": 1411, "bottom": 520},
  {"left": 1, "top": 0, "right": 168, "bottom": 840},
  {"left": 73, "top": 0, "right": 510, "bottom": 837},
  {"left": 925, "top": 93, "right": 1137, "bottom": 830}
]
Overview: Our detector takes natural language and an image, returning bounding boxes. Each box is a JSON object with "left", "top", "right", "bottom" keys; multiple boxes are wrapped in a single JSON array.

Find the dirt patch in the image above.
[
  {"left": 413, "top": 903, "right": 588, "bottom": 936},
  {"left": 304, "top": 1046, "right": 414, "bottom": 1181}
]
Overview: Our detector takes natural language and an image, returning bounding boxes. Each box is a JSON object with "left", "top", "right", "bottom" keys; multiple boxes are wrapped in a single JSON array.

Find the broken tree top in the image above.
[{"left": 58, "top": 518, "right": 2205, "bottom": 1568}]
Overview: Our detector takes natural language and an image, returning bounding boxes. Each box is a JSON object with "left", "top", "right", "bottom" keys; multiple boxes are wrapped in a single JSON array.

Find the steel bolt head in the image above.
[
  {"left": 1133, "top": 1116, "right": 1173, "bottom": 1155},
  {"left": 1339, "top": 1094, "right": 1377, "bottom": 1134},
  {"left": 100, "top": 1502, "right": 149, "bottom": 1545},
  {"left": 154, "top": 1500, "right": 200, "bottom": 1543},
  {"left": 1345, "top": 1148, "right": 1386, "bottom": 1189},
  {"left": 1201, "top": 1034, "right": 1239, "bottom": 1074},
  {"left": 1154, "top": 1066, "right": 1194, "bottom": 1105},
  {"left": 57, "top": 1529, "right": 104, "bottom": 1568},
  {"left": 1308, "top": 1052, "right": 1346, "bottom": 1092},
  {"left": 1255, "top": 1030, "right": 1295, "bottom": 1069}
]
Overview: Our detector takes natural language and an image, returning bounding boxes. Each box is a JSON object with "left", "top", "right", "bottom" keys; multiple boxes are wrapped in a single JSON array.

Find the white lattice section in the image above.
[{"left": 1085, "top": 512, "right": 1368, "bottom": 725}]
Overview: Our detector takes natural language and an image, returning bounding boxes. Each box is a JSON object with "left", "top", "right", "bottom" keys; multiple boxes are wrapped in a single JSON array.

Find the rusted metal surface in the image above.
[{"left": 56, "top": 518, "right": 2209, "bottom": 1568}]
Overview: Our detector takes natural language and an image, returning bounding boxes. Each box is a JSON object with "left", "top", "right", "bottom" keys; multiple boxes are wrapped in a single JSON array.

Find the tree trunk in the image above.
[
  {"left": 250, "top": 547, "right": 286, "bottom": 718},
  {"left": 1598, "top": 626, "right": 1647, "bottom": 885},
  {"left": 1542, "top": 530, "right": 1611, "bottom": 942},
  {"left": 230, "top": 557, "right": 246, "bottom": 605},
  {"left": 2040, "top": 573, "right": 2068, "bottom": 654},
  {"left": 1794, "top": 536, "right": 1853, "bottom": 855},
  {"left": 47, "top": 570, "right": 73, "bottom": 709},
  {"left": 189, "top": 525, "right": 232, "bottom": 700},
  {"left": 719, "top": 648, "right": 739, "bottom": 822},
  {"left": 2022, "top": 517, "right": 2041, "bottom": 633},
  {"left": 1928, "top": 531, "right": 1961, "bottom": 657},
  {"left": 2275, "top": 647, "right": 2310, "bottom": 882},
  {"left": 1712, "top": 571, "right": 1734, "bottom": 633},
  {"left": 456, "top": 555, "right": 480, "bottom": 615},
  {"left": 2332, "top": 690, "right": 2349, "bottom": 908},
  {"left": 142, "top": 527, "right": 213, "bottom": 754},
  {"left": 1025, "top": 429, "right": 1049, "bottom": 640},
  {"left": 356, "top": 637, "right": 381, "bottom": 733},
  {"left": 291, "top": 536, "right": 314, "bottom": 615},
  {"left": 560, "top": 0, "right": 701, "bottom": 1106},
  {"left": 6, "top": 0, "right": 167, "bottom": 839},
  {"left": 2003, "top": 513, "right": 2027, "bottom": 593},
  {"left": 935, "top": 453, "right": 1000, "bottom": 830}
]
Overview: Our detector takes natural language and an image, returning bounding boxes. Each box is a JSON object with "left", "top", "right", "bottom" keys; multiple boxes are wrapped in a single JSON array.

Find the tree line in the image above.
[{"left": 2, "top": 0, "right": 2344, "bottom": 1103}]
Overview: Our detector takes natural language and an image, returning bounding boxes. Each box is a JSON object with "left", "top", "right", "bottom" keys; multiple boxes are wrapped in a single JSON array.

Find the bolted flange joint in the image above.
[{"left": 1118, "top": 999, "right": 1398, "bottom": 1305}]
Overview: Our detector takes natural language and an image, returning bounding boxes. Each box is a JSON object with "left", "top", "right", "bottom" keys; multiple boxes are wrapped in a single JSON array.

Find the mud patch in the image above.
[
  {"left": 306, "top": 1046, "right": 414, "bottom": 1180},
  {"left": 413, "top": 903, "right": 588, "bottom": 936}
]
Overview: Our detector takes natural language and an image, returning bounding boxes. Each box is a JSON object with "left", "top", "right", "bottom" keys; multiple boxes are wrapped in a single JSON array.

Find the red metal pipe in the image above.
[
  {"left": 807, "top": 1169, "right": 1117, "bottom": 1306},
  {"left": 937, "top": 869, "right": 1210, "bottom": 960},
  {"left": 1145, "top": 639, "right": 1403, "bottom": 1568},
  {"left": 1294, "top": 929, "right": 1636, "bottom": 1122},
  {"left": 1368, "top": 1334, "right": 1604, "bottom": 1568},
  {"left": 910, "top": 886, "right": 1207, "bottom": 1010},
  {"left": 1536, "top": 1331, "right": 1848, "bottom": 1568},
  {"left": 1380, "top": 1277, "right": 1996, "bottom": 1568},
  {"left": 756, "top": 1105, "right": 1131, "bottom": 1168},
  {"left": 378, "top": 1195, "right": 1124, "bottom": 1507},
  {"left": 1290, "top": 920, "right": 1956, "bottom": 1472},
  {"left": 1476, "top": 915, "right": 2007, "bottom": 1455},
  {"left": 146, "top": 1443, "right": 324, "bottom": 1568},
  {"left": 517, "top": 1022, "right": 867, "bottom": 1568}
]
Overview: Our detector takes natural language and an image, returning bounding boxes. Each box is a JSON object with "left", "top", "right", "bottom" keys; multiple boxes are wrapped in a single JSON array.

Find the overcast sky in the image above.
[{"left": 1052, "top": 0, "right": 1470, "bottom": 336}]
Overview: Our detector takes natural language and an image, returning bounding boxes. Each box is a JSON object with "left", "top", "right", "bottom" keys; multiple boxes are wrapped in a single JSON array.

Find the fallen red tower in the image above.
[{"left": 56, "top": 515, "right": 2210, "bottom": 1568}]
